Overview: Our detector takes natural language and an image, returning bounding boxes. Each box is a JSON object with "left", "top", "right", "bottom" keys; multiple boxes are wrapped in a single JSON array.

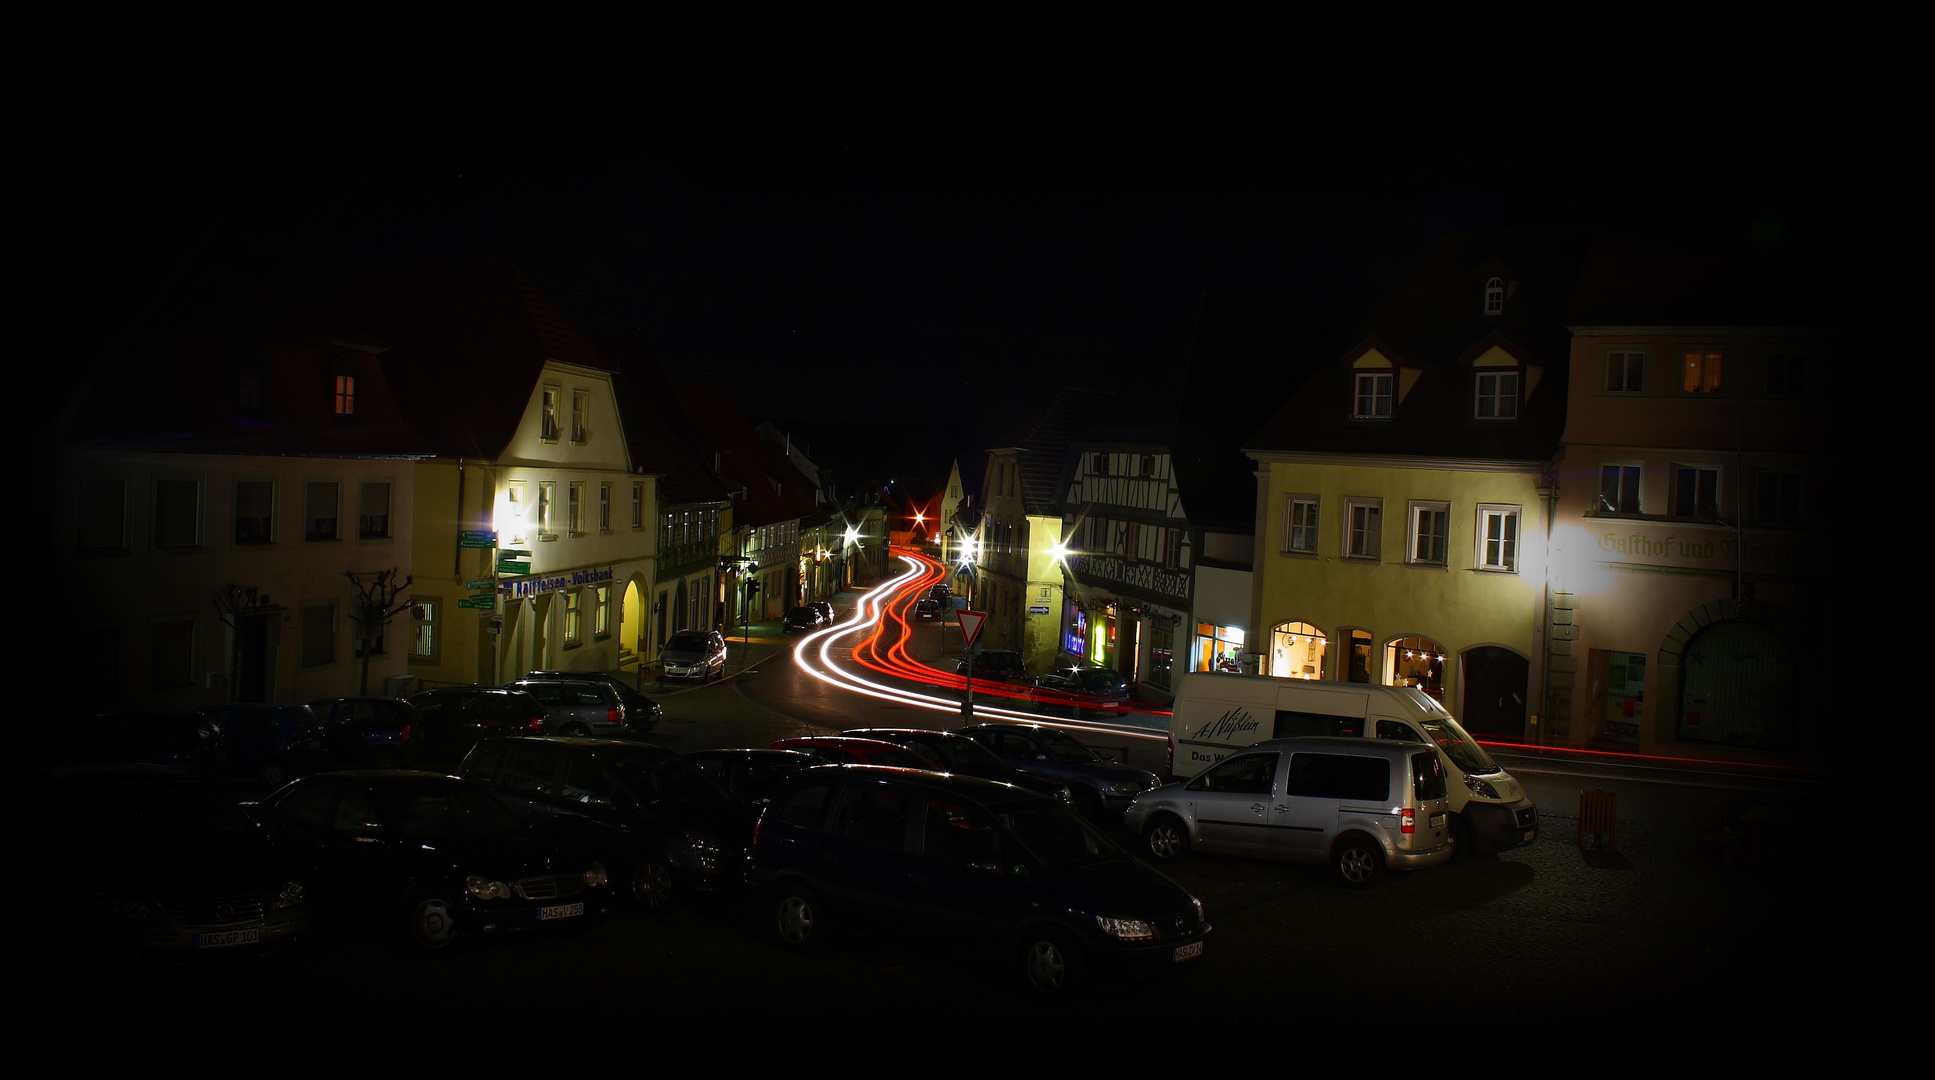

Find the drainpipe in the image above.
[{"left": 1537, "top": 466, "right": 1556, "bottom": 748}]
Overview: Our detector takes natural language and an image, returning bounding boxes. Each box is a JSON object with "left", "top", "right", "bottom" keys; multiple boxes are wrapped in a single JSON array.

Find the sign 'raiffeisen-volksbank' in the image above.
[{"left": 506, "top": 566, "right": 615, "bottom": 599}]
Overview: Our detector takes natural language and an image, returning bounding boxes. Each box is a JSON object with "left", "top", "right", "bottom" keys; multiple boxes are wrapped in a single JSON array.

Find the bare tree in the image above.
[{"left": 346, "top": 568, "right": 413, "bottom": 696}]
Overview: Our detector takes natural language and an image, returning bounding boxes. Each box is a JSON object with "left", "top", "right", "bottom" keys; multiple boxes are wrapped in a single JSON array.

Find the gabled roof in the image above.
[
  {"left": 671, "top": 382, "right": 821, "bottom": 529},
  {"left": 599, "top": 340, "right": 732, "bottom": 507},
  {"left": 241, "top": 259, "right": 611, "bottom": 458},
  {"left": 1000, "top": 387, "right": 1115, "bottom": 519},
  {"left": 1247, "top": 231, "right": 1592, "bottom": 463},
  {"left": 70, "top": 259, "right": 415, "bottom": 456},
  {"left": 1560, "top": 245, "right": 1807, "bottom": 326}
]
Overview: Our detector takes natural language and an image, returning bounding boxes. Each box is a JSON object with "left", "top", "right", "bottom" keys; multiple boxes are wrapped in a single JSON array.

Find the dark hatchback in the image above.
[
  {"left": 458, "top": 738, "right": 758, "bottom": 911},
  {"left": 750, "top": 767, "right": 1209, "bottom": 996},
  {"left": 684, "top": 748, "right": 817, "bottom": 808},
  {"left": 254, "top": 771, "right": 612, "bottom": 951},
  {"left": 956, "top": 723, "right": 1163, "bottom": 819},
  {"left": 31, "top": 764, "right": 311, "bottom": 963},
  {"left": 845, "top": 728, "right": 1075, "bottom": 805}
]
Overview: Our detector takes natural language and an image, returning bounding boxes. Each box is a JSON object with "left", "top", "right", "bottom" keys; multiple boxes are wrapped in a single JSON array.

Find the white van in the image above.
[{"left": 1167, "top": 672, "right": 1537, "bottom": 855}]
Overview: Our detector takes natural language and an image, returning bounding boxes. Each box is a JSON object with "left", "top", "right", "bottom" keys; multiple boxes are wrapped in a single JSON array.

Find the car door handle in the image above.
[{"left": 1251, "top": 803, "right": 1266, "bottom": 814}]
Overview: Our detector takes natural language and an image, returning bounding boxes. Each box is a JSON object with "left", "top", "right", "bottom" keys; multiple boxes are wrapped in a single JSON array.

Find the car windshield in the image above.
[
  {"left": 1417, "top": 717, "right": 1502, "bottom": 776},
  {"left": 930, "top": 737, "right": 1009, "bottom": 777},
  {"left": 1037, "top": 732, "right": 1101, "bottom": 764},
  {"left": 996, "top": 803, "right": 1126, "bottom": 870},
  {"left": 79, "top": 781, "right": 253, "bottom": 840},
  {"left": 615, "top": 754, "right": 729, "bottom": 807},
  {"left": 378, "top": 784, "right": 523, "bottom": 839},
  {"left": 665, "top": 633, "right": 709, "bottom": 652}
]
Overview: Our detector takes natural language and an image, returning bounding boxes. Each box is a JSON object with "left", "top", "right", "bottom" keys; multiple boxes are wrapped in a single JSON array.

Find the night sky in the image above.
[{"left": 71, "top": 94, "right": 1856, "bottom": 484}]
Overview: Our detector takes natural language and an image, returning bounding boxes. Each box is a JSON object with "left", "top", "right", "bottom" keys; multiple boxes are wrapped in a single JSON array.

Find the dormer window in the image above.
[
  {"left": 334, "top": 375, "right": 356, "bottom": 415},
  {"left": 1353, "top": 372, "right": 1393, "bottom": 418},
  {"left": 1484, "top": 277, "right": 1504, "bottom": 316},
  {"left": 1474, "top": 371, "right": 1519, "bottom": 419}
]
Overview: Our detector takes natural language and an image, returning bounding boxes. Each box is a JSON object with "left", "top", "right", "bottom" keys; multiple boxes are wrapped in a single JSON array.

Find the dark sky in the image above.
[{"left": 73, "top": 93, "right": 1855, "bottom": 485}]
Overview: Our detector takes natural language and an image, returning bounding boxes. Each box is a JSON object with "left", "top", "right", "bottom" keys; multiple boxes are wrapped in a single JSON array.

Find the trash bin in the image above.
[{"left": 1578, "top": 788, "right": 1617, "bottom": 850}]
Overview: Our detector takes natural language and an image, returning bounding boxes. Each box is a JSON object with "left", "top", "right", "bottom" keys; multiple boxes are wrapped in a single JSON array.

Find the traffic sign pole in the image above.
[{"left": 956, "top": 609, "right": 988, "bottom": 721}]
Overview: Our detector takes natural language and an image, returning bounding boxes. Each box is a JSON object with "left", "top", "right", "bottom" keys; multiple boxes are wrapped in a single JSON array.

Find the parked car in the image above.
[
  {"left": 782, "top": 607, "right": 826, "bottom": 634},
  {"left": 810, "top": 601, "right": 834, "bottom": 625},
  {"left": 33, "top": 764, "right": 312, "bottom": 963},
  {"left": 955, "top": 649, "right": 1027, "bottom": 681},
  {"left": 845, "top": 728, "right": 1074, "bottom": 804},
  {"left": 661, "top": 630, "right": 728, "bottom": 682},
  {"left": 520, "top": 671, "right": 663, "bottom": 730},
  {"left": 749, "top": 765, "right": 1211, "bottom": 996},
  {"left": 254, "top": 771, "right": 612, "bottom": 950},
  {"left": 195, "top": 704, "right": 328, "bottom": 788},
  {"left": 458, "top": 737, "right": 757, "bottom": 911},
  {"left": 505, "top": 679, "right": 630, "bottom": 737},
  {"left": 309, "top": 697, "right": 423, "bottom": 768},
  {"left": 684, "top": 748, "right": 817, "bottom": 808},
  {"left": 1124, "top": 736, "right": 1453, "bottom": 885},
  {"left": 1032, "top": 666, "right": 1131, "bottom": 713},
  {"left": 769, "top": 736, "right": 940, "bottom": 770},
  {"left": 956, "top": 723, "right": 1162, "bottom": 819},
  {"left": 913, "top": 598, "right": 942, "bottom": 621},
  {"left": 52, "top": 712, "right": 226, "bottom": 774},
  {"left": 403, "top": 688, "right": 548, "bottom": 769}
]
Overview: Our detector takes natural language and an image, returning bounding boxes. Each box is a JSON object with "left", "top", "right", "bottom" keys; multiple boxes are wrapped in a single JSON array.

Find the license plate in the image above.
[
  {"left": 1172, "top": 941, "right": 1204, "bottom": 963},
  {"left": 539, "top": 902, "right": 584, "bottom": 922},
  {"left": 1523, "top": 830, "right": 1536, "bottom": 843},
  {"left": 193, "top": 928, "right": 261, "bottom": 949},
  {"left": 1429, "top": 813, "right": 1446, "bottom": 829}
]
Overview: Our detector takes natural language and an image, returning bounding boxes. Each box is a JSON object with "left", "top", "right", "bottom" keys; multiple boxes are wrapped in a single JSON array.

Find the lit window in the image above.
[
  {"left": 1407, "top": 502, "right": 1449, "bottom": 566},
  {"left": 1682, "top": 351, "right": 1723, "bottom": 393},
  {"left": 334, "top": 375, "right": 356, "bottom": 415},
  {"left": 595, "top": 586, "right": 611, "bottom": 637},
  {"left": 571, "top": 391, "right": 589, "bottom": 443},
  {"left": 1484, "top": 277, "right": 1504, "bottom": 316},
  {"left": 1474, "top": 372, "right": 1518, "bottom": 419},
  {"left": 1672, "top": 465, "right": 1720, "bottom": 521},
  {"left": 541, "top": 386, "right": 560, "bottom": 440},
  {"left": 1596, "top": 466, "right": 1641, "bottom": 516},
  {"left": 1477, "top": 506, "right": 1519, "bottom": 571},
  {"left": 1605, "top": 351, "right": 1645, "bottom": 394},
  {"left": 564, "top": 589, "right": 581, "bottom": 644},
  {"left": 1345, "top": 499, "right": 1382, "bottom": 560},
  {"left": 1353, "top": 372, "right": 1393, "bottom": 418}
]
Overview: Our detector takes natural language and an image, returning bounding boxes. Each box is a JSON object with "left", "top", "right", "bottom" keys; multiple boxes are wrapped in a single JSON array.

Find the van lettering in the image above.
[{"left": 1190, "top": 706, "right": 1259, "bottom": 742}]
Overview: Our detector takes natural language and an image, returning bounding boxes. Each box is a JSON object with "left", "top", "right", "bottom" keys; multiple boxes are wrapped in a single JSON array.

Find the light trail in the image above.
[{"left": 787, "top": 549, "right": 1171, "bottom": 746}]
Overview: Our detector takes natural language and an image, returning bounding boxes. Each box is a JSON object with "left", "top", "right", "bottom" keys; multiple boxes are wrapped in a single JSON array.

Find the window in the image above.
[
  {"left": 1752, "top": 468, "right": 1802, "bottom": 527},
  {"left": 1345, "top": 499, "right": 1382, "bottom": 560},
  {"left": 631, "top": 484, "right": 643, "bottom": 529},
  {"left": 538, "top": 482, "right": 555, "bottom": 538},
  {"left": 1596, "top": 465, "right": 1641, "bottom": 516},
  {"left": 594, "top": 585, "right": 611, "bottom": 638},
  {"left": 1484, "top": 276, "right": 1504, "bottom": 316},
  {"left": 599, "top": 483, "right": 612, "bottom": 531},
  {"left": 507, "top": 482, "right": 527, "bottom": 544},
  {"left": 150, "top": 618, "right": 195, "bottom": 690},
  {"left": 1682, "top": 350, "right": 1723, "bottom": 393},
  {"left": 571, "top": 391, "right": 588, "bottom": 443},
  {"left": 1477, "top": 505, "right": 1519, "bottom": 571},
  {"left": 564, "top": 589, "right": 582, "bottom": 645},
  {"left": 541, "top": 386, "right": 561, "bottom": 441},
  {"left": 1474, "top": 372, "right": 1518, "bottom": 419},
  {"left": 302, "top": 604, "right": 336, "bottom": 667},
  {"left": 1407, "top": 502, "right": 1449, "bottom": 566},
  {"left": 410, "top": 599, "right": 439, "bottom": 660},
  {"left": 235, "top": 480, "right": 274, "bottom": 544},
  {"left": 305, "top": 482, "right": 339, "bottom": 541},
  {"left": 569, "top": 483, "right": 584, "bottom": 535},
  {"left": 358, "top": 481, "right": 391, "bottom": 539},
  {"left": 1671, "top": 465, "right": 1720, "bottom": 521},
  {"left": 334, "top": 374, "right": 356, "bottom": 416},
  {"left": 154, "top": 480, "right": 200, "bottom": 548},
  {"left": 80, "top": 478, "right": 127, "bottom": 553},
  {"left": 1353, "top": 372, "right": 1393, "bottom": 418},
  {"left": 1284, "top": 495, "right": 1318, "bottom": 554},
  {"left": 1766, "top": 352, "right": 1805, "bottom": 397},
  {"left": 1605, "top": 350, "right": 1646, "bottom": 394}
]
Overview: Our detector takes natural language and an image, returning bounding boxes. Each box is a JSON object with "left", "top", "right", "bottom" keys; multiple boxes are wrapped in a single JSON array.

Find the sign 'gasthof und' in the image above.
[{"left": 506, "top": 566, "right": 615, "bottom": 599}]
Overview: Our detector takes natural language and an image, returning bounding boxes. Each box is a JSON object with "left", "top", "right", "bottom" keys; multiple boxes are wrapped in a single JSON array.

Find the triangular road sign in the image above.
[{"left": 956, "top": 609, "right": 988, "bottom": 650}]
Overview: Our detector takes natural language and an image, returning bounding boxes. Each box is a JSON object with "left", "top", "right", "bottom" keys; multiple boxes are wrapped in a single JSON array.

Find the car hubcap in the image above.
[
  {"left": 1151, "top": 827, "right": 1179, "bottom": 858},
  {"left": 1026, "top": 941, "right": 1066, "bottom": 993},
  {"left": 1341, "top": 848, "right": 1374, "bottom": 882},
  {"left": 778, "top": 896, "right": 813, "bottom": 944},
  {"left": 413, "top": 899, "right": 456, "bottom": 948},
  {"left": 633, "top": 863, "right": 672, "bottom": 909}
]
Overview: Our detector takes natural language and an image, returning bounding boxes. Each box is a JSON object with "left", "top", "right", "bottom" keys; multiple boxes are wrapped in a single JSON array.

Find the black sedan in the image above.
[{"left": 254, "top": 772, "right": 612, "bottom": 951}]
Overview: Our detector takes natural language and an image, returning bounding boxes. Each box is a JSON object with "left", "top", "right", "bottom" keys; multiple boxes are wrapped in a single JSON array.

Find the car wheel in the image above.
[
  {"left": 1145, "top": 814, "right": 1190, "bottom": 862},
  {"left": 409, "top": 896, "right": 460, "bottom": 951},
  {"left": 562, "top": 722, "right": 591, "bottom": 737},
  {"left": 1019, "top": 929, "right": 1085, "bottom": 997},
  {"left": 629, "top": 860, "right": 674, "bottom": 911},
  {"left": 1333, "top": 833, "right": 1384, "bottom": 886},
  {"left": 773, "top": 883, "right": 825, "bottom": 948},
  {"left": 256, "top": 760, "right": 288, "bottom": 789}
]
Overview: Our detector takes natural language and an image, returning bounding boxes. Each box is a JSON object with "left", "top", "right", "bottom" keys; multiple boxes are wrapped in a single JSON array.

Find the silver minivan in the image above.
[{"left": 1125, "top": 737, "right": 1451, "bottom": 885}]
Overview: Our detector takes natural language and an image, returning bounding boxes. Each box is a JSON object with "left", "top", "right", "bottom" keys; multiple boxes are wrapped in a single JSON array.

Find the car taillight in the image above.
[
  {"left": 527, "top": 716, "right": 545, "bottom": 731},
  {"left": 399, "top": 724, "right": 413, "bottom": 743},
  {"left": 1400, "top": 807, "right": 1415, "bottom": 834},
  {"left": 608, "top": 707, "right": 622, "bottom": 724}
]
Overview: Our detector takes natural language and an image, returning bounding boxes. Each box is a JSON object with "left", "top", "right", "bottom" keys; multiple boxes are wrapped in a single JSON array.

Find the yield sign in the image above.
[{"left": 956, "top": 609, "right": 988, "bottom": 650}]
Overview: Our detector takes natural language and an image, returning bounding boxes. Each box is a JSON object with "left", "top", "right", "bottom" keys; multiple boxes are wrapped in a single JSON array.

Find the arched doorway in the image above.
[
  {"left": 1268, "top": 621, "right": 1328, "bottom": 679},
  {"left": 620, "top": 580, "right": 642, "bottom": 672},
  {"left": 1385, "top": 635, "right": 1446, "bottom": 699},
  {"left": 1461, "top": 646, "right": 1528, "bottom": 738},
  {"left": 1676, "top": 621, "right": 1795, "bottom": 752}
]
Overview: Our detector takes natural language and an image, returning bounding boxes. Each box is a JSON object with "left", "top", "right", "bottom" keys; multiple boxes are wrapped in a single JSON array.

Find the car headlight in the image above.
[
  {"left": 584, "top": 862, "right": 608, "bottom": 888},
  {"left": 1094, "top": 916, "right": 1156, "bottom": 942},
  {"left": 465, "top": 875, "right": 511, "bottom": 900},
  {"left": 1055, "top": 786, "right": 1074, "bottom": 804},
  {"left": 274, "top": 881, "right": 306, "bottom": 909},
  {"left": 1463, "top": 774, "right": 1501, "bottom": 799},
  {"left": 1108, "top": 781, "right": 1140, "bottom": 795}
]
